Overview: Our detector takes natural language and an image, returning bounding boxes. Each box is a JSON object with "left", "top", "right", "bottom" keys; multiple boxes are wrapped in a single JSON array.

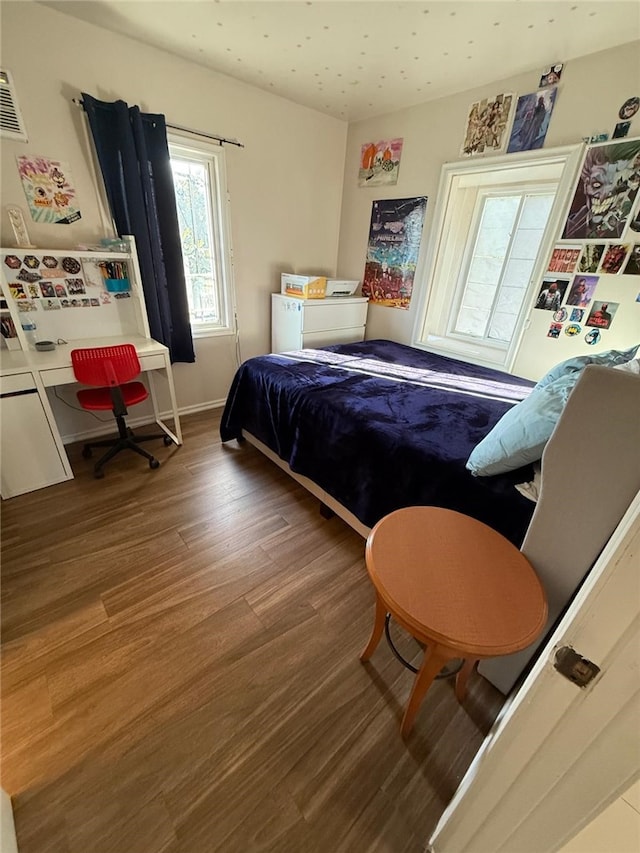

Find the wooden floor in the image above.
[{"left": 1, "top": 409, "right": 505, "bottom": 853}]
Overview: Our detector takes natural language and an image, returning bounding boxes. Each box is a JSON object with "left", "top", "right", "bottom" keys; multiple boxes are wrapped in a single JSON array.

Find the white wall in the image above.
[
  {"left": 337, "top": 40, "right": 640, "bottom": 380},
  {"left": 0, "top": 2, "right": 347, "bottom": 424},
  {"left": 3, "top": 4, "right": 638, "bottom": 428}
]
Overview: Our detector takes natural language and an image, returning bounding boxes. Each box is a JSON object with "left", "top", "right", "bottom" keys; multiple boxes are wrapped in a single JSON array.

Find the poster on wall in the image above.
[
  {"left": 17, "top": 155, "right": 82, "bottom": 225},
  {"left": 565, "top": 274, "right": 598, "bottom": 307},
  {"left": 506, "top": 87, "right": 557, "bottom": 153},
  {"left": 548, "top": 245, "right": 581, "bottom": 273},
  {"left": 534, "top": 276, "right": 569, "bottom": 310},
  {"left": 362, "top": 196, "right": 427, "bottom": 309},
  {"left": 585, "top": 300, "right": 619, "bottom": 330},
  {"left": 598, "top": 244, "right": 630, "bottom": 274},
  {"left": 577, "top": 244, "right": 606, "bottom": 273},
  {"left": 539, "top": 64, "right": 563, "bottom": 88},
  {"left": 358, "top": 139, "right": 403, "bottom": 187},
  {"left": 461, "top": 93, "right": 514, "bottom": 156},
  {"left": 627, "top": 192, "right": 640, "bottom": 235},
  {"left": 623, "top": 244, "right": 640, "bottom": 274},
  {"left": 560, "top": 138, "right": 640, "bottom": 240}
]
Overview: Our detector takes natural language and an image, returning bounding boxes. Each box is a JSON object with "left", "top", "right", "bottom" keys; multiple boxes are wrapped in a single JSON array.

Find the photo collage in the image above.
[
  {"left": 536, "top": 239, "right": 639, "bottom": 343},
  {"left": 532, "top": 133, "right": 640, "bottom": 343},
  {"left": 2, "top": 252, "right": 131, "bottom": 316}
]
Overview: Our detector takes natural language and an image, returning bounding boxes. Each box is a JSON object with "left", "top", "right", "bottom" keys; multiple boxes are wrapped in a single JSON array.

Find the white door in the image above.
[{"left": 428, "top": 490, "right": 640, "bottom": 853}]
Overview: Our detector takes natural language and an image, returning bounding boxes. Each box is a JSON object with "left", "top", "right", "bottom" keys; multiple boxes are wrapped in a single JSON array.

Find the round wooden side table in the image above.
[{"left": 360, "top": 507, "right": 548, "bottom": 737}]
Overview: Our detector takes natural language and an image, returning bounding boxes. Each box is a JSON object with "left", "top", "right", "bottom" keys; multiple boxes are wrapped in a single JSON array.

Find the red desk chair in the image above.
[{"left": 71, "top": 344, "right": 172, "bottom": 479}]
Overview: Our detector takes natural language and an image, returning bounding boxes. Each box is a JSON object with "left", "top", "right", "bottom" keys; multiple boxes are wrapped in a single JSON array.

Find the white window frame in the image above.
[
  {"left": 447, "top": 184, "right": 556, "bottom": 346},
  {"left": 412, "top": 144, "right": 584, "bottom": 371},
  {"left": 168, "top": 132, "right": 236, "bottom": 337}
]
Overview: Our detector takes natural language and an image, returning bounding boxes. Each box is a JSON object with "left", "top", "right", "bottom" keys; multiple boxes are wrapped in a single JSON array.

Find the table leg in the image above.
[
  {"left": 455, "top": 658, "right": 478, "bottom": 702},
  {"left": 360, "top": 594, "right": 386, "bottom": 661},
  {"left": 401, "top": 646, "right": 451, "bottom": 738}
]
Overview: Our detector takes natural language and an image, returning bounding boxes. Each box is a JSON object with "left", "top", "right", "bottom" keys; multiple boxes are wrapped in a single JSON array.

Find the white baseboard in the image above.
[
  {"left": 61, "top": 399, "right": 226, "bottom": 445},
  {"left": 174, "top": 399, "right": 226, "bottom": 417}
]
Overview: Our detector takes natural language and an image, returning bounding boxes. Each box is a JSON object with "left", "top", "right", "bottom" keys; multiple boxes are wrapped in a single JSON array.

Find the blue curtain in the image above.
[{"left": 81, "top": 93, "right": 195, "bottom": 363}]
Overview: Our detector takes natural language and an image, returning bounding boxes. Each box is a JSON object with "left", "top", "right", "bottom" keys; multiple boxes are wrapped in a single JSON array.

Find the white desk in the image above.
[{"left": 0, "top": 335, "right": 182, "bottom": 498}]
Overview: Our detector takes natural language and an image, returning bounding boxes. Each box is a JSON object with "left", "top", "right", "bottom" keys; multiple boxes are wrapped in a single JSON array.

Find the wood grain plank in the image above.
[{"left": 1, "top": 408, "right": 505, "bottom": 853}]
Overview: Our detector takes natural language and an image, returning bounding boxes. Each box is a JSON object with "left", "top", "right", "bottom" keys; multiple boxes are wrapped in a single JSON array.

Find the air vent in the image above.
[{"left": 0, "top": 69, "right": 28, "bottom": 142}]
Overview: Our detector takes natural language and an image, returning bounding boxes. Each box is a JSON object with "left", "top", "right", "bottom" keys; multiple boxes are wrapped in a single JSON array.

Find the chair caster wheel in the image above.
[
  {"left": 82, "top": 447, "right": 93, "bottom": 459},
  {"left": 149, "top": 458, "right": 160, "bottom": 470},
  {"left": 94, "top": 468, "right": 105, "bottom": 479},
  {"left": 163, "top": 435, "right": 174, "bottom": 446}
]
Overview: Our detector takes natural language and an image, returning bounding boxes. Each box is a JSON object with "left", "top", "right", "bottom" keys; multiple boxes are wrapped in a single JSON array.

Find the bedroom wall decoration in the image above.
[
  {"left": 613, "top": 122, "right": 631, "bottom": 139},
  {"left": 618, "top": 97, "right": 639, "bottom": 121},
  {"left": 598, "top": 244, "right": 630, "bottom": 274},
  {"left": 534, "top": 276, "right": 569, "bottom": 310},
  {"left": 560, "top": 137, "right": 640, "bottom": 240},
  {"left": 577, "top": 244, "right": 605, "bottom": 273},
  {"left": 622, "top": 243, "right": 640, "bottom": 274},
  {"left": 358, "top": 138, "right": 403, "bottom": 187},
  {"left": 362, "top": 196, "right": 427, "bottom": 309},
  {"left": 16, "top": 155, "right": 81, "bottom": 224},
  {"left": 585, "top": 300, "right": 619, "bottom": 330},
  {"left": 506, "top": 87, "right": 557, "bottom": 154},
  {"left": 2, "top": 251, "right": 122, "bottom": 312},
  {"left": 548, "top": 245, "right": 581, "bottom": 273},
  {"left": 539, "top": 64, "right": 563, "bottom": 88},
  {"left": 460, "top": 92, "right": 514, "bottom": 156},
  {"left": 566, "top": 274, "right": 598, "bottom": 307}
]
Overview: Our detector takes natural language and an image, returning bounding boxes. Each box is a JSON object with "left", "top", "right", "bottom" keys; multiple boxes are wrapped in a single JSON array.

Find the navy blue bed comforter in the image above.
[{"left": 220, "top": 340, "right": 537, "bottom": 545}]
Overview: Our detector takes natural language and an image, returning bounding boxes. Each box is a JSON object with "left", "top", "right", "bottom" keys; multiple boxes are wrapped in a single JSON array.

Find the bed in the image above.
[
  {"left": 220, "top": 339, "right": 537, "bottom": 546},
  {"left": 220, "top": 339, "right": 640, "bottom": 693}
]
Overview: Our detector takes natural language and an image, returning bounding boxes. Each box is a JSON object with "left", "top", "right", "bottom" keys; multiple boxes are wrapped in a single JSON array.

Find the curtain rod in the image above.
[
  {"left": 72, "top": 98, "right": 244, "bottom": 148},
  {"left": 166, "top": 122, "right": 244, "bottom": 149}
]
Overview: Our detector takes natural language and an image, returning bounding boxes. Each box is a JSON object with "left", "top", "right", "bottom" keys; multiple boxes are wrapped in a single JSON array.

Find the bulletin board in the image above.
[{"left": 1, "top": 248, "right": 144, "bottom": 345}]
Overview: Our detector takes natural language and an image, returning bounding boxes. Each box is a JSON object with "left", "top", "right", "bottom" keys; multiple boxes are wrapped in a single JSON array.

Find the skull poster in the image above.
[{"left": 561, "top": 139, "right": 640, "bottom": 240}]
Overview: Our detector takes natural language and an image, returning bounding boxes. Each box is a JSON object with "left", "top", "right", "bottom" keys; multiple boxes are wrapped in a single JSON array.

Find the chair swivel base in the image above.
[{"left": 81, "top": 424, "right": 173, "bottom": 478}]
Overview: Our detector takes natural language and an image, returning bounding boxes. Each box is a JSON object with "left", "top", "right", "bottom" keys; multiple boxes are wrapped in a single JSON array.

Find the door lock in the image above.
[{"left": 554, "top": 646, "right": 600, "bottom": 687}]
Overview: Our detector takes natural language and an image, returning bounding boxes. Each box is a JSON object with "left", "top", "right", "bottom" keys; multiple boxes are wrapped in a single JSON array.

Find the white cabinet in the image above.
[
  {"left": 271, "top": 294, "right": 368, "bottom": 353},
  {"left": 0, "top": 372, "right": 72, "bottom": 498}
]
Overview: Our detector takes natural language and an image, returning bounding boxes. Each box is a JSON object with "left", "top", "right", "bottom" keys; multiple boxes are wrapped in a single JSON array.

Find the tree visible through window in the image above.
[{"left": 169, "top": 137, "right": 233, "bottom": 334}]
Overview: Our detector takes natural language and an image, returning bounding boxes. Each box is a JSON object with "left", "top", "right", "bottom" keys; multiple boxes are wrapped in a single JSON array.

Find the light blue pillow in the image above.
[
  {"left": 534, "top": 344, "right": 639, "bottom": 390},
  {"left": 466, "top": 372, "right": 583, "bottom": 477},
  {"left": 467, "top": 344, "right": 640, "bottom": 477}
]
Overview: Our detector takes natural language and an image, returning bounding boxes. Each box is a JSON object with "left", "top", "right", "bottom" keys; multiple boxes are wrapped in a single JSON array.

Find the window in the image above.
[
  {"left": 413, "top": 146, "right": 583, "bottom": 369},
  {"left": 168, "top": 135, "right": 234, "bottom": 335},
  {"left": 452, "top": 190, "right": 555, "bottom": 344}
]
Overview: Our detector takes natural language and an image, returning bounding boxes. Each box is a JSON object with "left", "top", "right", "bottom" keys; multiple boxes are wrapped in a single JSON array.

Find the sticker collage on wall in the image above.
[
  {"left": 2, "top": 252, "right": 130, "bottom": 316},
  {"left": 534, "top": 133, "right": 640, "bottom": 343}
]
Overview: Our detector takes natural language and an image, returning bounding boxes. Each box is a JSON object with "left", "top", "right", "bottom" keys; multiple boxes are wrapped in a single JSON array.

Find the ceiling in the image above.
[{"left": 41, "top": 1, "right": 640, "bottom": 121}]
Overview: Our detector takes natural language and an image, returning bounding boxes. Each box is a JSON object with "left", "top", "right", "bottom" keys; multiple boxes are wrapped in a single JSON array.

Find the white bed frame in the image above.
[{"left": 240, "top": 365, "right": 640, "bottom": 694}]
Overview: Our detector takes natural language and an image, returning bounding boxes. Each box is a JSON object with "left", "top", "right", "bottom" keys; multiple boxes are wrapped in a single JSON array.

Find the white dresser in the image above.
[{"left": 271, "top": 294, "right": 368, "bottom": 353}]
